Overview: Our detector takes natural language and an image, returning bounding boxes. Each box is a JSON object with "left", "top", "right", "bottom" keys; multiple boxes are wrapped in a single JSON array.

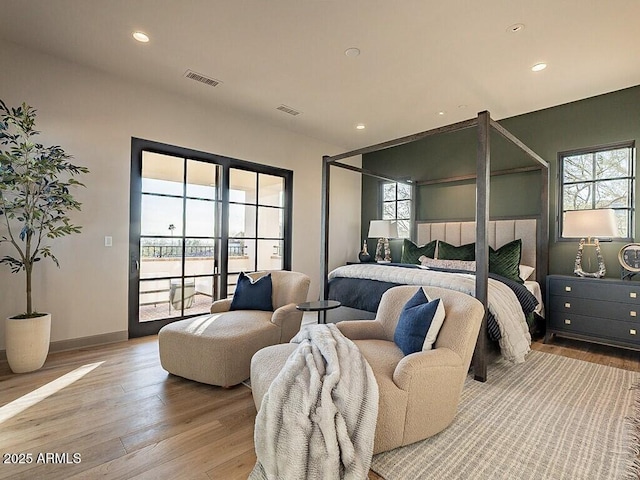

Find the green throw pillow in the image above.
[
  {"left": 437, "top": 241, "right": 475, "bottom": 261},
  {"left": 489, "top": 239, "right": 523, "bottom": 283},
  {"left": 401, "top": 239, "right": 436, "bottom": 264},
  {"left": 436, "top": 239, "right": 523, "bottom": 283}
]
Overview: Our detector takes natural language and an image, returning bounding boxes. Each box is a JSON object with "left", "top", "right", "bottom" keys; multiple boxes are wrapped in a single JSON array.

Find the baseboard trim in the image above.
[{"left": 0, "top": 330, "right": 129, "bottom": 362}]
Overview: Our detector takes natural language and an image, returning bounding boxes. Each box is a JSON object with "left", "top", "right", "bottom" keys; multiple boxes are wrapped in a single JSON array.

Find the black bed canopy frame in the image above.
[{"left": 321, "top": 110, "right": 550, "bottom": 382}]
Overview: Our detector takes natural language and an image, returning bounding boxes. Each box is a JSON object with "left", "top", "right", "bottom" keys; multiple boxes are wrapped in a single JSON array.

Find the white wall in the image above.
[{"left": 0, "top": 40, "right": 361, "bottom": 347}]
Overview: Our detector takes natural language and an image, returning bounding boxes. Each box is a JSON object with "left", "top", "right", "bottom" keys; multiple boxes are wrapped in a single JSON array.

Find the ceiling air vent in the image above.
[
  {"left": 184, "top": 70, "right": 222, "bottom": 87},
  {"left": 276, "top": 105, "right": 302, "bottom": 116}
]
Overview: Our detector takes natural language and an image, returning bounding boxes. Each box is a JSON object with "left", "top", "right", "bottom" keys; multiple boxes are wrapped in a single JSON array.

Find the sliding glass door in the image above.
[
  {"left": 227, "top": 168, "right": 286, "bottom": 295},
  {"left": 130, "top": 151, "right": 221, "bottom": 336},
  {"left": 129, "top": 139, "right": 292, "bottom": 337}
]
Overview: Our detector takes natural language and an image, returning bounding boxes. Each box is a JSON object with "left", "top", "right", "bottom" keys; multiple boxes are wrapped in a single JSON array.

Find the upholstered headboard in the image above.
[{"left": 416, "top": 218, "right": 537, "bottom": 274}]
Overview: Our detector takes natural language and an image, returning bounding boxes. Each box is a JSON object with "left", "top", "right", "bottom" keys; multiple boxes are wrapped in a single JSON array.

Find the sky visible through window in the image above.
[{"left": 141, "top": 178, "right": 246, "bottom": 238}]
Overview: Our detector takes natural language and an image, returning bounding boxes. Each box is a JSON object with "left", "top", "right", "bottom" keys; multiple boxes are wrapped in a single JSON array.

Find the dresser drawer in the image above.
[
  {"left": 549, "top": 313, "right": 640, "bottom": 345},
  {"left": 548, "top": 295, "right": 640, "bottom": 323},
  {"left": 548, "top": 277, "right": 640, "bottom": 304}
]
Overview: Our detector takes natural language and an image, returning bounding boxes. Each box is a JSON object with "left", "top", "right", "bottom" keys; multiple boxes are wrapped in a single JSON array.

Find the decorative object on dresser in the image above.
[
  {"left": 618, "top": 243, "right": 640, "bottom": 280},
  {"left": 368, "top": 220, "right": 398, "bottom": 262},
  {"left": 545, "top": 274, "right": 640, "bottom": 350},
  {"left": 358, "top": 240, "right": 372, "bottom": 263},
  {"left": 562, "top": 208, "right": 617, "bottom": 278}
]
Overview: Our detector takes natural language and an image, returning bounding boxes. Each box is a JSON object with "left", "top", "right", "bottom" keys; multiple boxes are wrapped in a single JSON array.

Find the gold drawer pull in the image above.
[
  {"left": 632, "top": 292, "right": 638, "bottom": 299},
  {"left": 565, "top": 286, "right": 572, "bottom": 292},
  {"left": 564, "top": 302, "right": 571, "bottom": 308},
  {"left": 631, "top": 329, "right": 637, "bottom": 335},
  {"left": 564, "top": 319, "right": 571, "bottom": 325},
  {"left": 632, "top": 311, "right": 637, "bottom": 317}
]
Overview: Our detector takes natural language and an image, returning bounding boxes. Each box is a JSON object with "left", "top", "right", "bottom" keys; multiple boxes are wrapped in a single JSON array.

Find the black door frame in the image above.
[{"left": 128, "top": 138, "right": 293, "bottom": 337}]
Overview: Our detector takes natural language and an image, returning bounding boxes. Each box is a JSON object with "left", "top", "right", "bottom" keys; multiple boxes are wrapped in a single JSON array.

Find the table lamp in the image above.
[
  {"left": 368, "top": 220, "right": 398, "bottom": 262},
  {"left": 563, "top": 209, "right": 617, "bottom": 278}
]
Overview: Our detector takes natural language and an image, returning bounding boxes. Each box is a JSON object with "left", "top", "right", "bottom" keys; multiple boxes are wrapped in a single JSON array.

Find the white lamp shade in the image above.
[
  {"left": 563, "top": 209, "right": 617, "bottom": 238},
  {"left": 368, "top": 220, "right": 398, "bottom": 239}
]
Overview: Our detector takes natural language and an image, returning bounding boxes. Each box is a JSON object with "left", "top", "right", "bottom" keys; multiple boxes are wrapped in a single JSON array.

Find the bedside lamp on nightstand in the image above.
[
  {"left": 368, "top": 220, "right": 398, "bottom": 263},
  {"left": 563, "top": 208, "right": 617, "bottom": 278}
]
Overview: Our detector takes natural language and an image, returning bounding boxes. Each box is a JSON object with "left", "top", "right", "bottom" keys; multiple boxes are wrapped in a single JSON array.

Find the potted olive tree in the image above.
[{"left": 0, "top": 100, "right": 89, "bottom": 373}]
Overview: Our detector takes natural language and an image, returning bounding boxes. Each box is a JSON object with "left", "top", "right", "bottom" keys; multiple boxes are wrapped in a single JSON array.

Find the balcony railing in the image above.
[
  {"left": 141, "top": 245, "right": 214, "bottom": 258},
  {"left": 141, "top": 241, "right": 246, "bottom": 258}
]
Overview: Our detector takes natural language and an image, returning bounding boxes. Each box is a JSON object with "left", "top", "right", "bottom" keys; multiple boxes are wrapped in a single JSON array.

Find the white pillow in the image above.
[
  {"left": 419, "top": 256, "right": 476, "bottom": 272},
  {"left": 422, "top": 289, "right": 446, "bottom": 351},
  {"left": 519, "top": 264, "right": 535, "bottom": 281}
]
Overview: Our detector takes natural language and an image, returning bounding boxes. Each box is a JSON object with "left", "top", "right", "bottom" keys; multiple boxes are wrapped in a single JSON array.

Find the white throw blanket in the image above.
[
  {"left": 329, "top": 264, "right": 531, "bottom": 363},
  {"left": 250, "top": 324, "right": 379, "bottom": 480}
]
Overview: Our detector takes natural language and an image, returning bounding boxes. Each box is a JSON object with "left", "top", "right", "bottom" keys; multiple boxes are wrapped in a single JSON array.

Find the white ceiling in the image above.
[{"left": 1, "top": 0, "right": 639, "bottom": 150}]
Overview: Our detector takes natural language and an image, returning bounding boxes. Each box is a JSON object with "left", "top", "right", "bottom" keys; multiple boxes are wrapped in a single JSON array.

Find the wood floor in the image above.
[{"left": 0, "top": 333, "right": 638, "bottom": 480}]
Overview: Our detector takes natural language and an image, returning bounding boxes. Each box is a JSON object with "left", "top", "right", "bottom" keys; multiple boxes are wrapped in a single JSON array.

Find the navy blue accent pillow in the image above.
[
  {"left": 394, "top": 288, "right": 441, "bottom": 355},
  {"left": 230, "top": 272, "right": 273, "bottom": 311}
]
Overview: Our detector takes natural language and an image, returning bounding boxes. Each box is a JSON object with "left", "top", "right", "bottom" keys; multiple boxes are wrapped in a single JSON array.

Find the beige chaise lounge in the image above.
[
  {"left": 250, "top": 285, "right": 483, "bottom": 454},
  {"left": 158, "top": 270, "right": 311, "bottom": 387}
]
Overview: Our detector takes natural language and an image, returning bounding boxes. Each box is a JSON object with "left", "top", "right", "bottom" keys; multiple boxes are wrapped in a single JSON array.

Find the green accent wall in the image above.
[{"left": 362, "top": 84, "right": 640, "bottom": 277}]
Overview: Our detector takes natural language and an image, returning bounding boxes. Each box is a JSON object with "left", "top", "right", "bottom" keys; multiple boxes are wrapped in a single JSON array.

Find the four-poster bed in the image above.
[{"left": 320, "top": 111, "right": 549, "bottom": 382}]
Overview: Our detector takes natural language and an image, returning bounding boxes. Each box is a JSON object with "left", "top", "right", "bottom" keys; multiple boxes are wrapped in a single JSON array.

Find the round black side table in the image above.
[{"left": 296, "top": 300, "right": 341, "bottom": 324}]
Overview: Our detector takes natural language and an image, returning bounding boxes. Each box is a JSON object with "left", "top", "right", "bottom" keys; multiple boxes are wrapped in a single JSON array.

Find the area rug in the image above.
[{"left": 371, "top": 350, "right": 638, "bottom": 480}]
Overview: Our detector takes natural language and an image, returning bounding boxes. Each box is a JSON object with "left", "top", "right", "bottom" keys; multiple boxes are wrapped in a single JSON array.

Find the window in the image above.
[
  {"left": 381, "top": 182, "right": 412, "bottom": 238},
  {"left": 227, "top": 168, "right": 286, "bottom": 296},
  {"left": 129, "top": 138, "right": 293, "bottom": 337},
  {"left": 559, "top": 141, "right": 635, "bottom": 239}
]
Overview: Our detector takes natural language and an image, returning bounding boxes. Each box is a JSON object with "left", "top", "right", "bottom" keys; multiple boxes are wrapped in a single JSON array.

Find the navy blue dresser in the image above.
[{"left": 546, "top": 274, "right": 640, "bottom": 350}]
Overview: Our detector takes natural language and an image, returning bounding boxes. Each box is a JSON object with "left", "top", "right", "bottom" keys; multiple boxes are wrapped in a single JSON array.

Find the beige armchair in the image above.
[
  {"left": 250, "top": 285, "right": 483, "bottom": 454},
  {"left": 159, "top": 270, "right": 311, "bottom": 387}
]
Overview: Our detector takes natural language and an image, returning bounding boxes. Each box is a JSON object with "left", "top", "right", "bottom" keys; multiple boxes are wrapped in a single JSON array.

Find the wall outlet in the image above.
[{"left": 104, "top": 236, "right": 113, "bottom": 247}]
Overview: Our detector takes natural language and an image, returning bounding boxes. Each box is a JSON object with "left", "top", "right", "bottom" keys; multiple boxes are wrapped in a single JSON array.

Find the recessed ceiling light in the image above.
[
  {"left": 132, "top": 31, "right": 150, "bottom": 43},
  {"left": 437, "top": 111, "right": 446, "bottom": 116},
  {"left": 345, "top": 47, "right": 361, "bottom": 57},
  {"left": 457, "top": 104, "right": 468, "bottom": 109},
  {"left": 356, "top": 124, "right": 366, "bottom": 130},
  {"left": 506, "top": 23, "right": 525, "bottom": 33},
  {"left": 531, "top": 62, "right": 547, "bottom": 72}
]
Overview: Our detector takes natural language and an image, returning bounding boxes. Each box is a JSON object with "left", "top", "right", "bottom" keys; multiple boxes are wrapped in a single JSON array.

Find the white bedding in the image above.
[
  {"left": 524, "top": 280, "right": 544, "bottom": 317},
  {"left": 329, "top": 264, "right": 532, "bottom": 363}
]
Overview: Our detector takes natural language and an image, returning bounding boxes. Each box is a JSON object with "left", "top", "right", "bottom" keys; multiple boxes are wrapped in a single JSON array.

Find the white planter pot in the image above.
[{"left": 5, "top": 313, "right": 51, "bottom": 373}]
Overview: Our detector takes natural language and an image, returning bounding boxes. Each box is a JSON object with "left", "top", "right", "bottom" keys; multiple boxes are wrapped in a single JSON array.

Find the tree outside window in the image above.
[
  {"left": 381, "top": 182, "right": 411, "bottom": 238},
  {"left": 560, "top": 142, "right": 635, "bottom": 239}
]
